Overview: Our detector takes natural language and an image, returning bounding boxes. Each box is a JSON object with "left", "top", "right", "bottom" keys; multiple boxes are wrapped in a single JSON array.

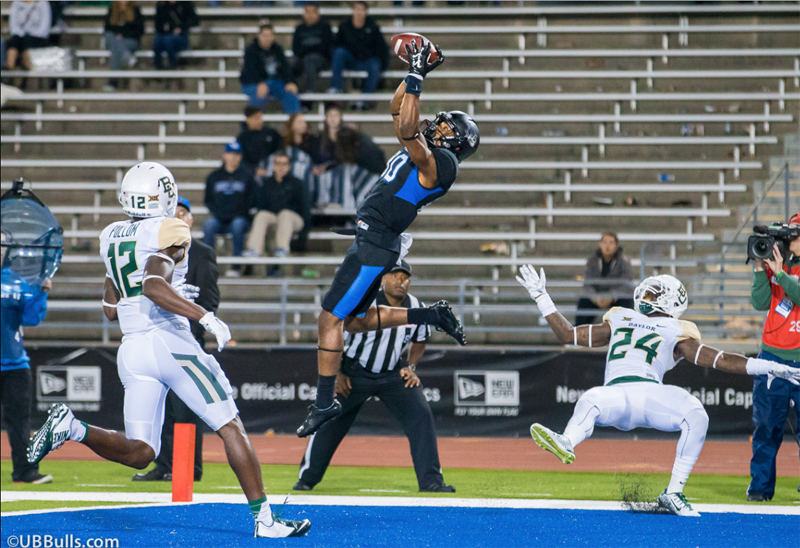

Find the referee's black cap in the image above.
[{"left": 391, "top": 260, "right": 412, "bottom": 276}]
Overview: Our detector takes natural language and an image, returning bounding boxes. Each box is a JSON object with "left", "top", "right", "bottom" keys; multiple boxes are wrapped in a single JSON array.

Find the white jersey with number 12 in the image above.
[{"left": 99, "top": 216, "right": 191, "bottom": 336}]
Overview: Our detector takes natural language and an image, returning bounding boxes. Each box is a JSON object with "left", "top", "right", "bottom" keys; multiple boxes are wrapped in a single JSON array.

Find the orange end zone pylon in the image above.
[{"left": 172, "top": 423, "right": 196, "bottom": 502}]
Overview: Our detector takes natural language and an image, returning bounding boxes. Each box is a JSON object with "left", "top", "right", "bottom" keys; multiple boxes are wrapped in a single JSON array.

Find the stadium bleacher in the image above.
[{"left": 1, "top": 1, "right": 798, "bottom": 346}]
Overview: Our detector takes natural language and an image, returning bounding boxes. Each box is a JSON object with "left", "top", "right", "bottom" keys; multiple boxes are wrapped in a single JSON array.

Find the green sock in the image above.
[{"left": 248, "top": 496, "right": 272, "bottom": 525}]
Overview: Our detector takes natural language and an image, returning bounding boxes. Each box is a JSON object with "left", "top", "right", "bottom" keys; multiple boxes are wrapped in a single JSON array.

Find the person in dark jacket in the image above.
[
  {"left": 153, "top": 1, "right": 198, "bottom": 70},
  {"left": 240, "top": 23, "right": 301, "bottom": 114},
  {"left": 575, "top": 231, "right": 635, "bottom": 325},
  {"left": 103, "top": 1, "right": 144, "bottom": 91},
  {"left": 329, "top": 1, "right": 388, "bottom": 110},
  {"left": 237, "top": 106, "right": 284, "bottom": 175},
  {"left": 244, "top": 152, "right": 310, "bottom": 276},
  {"left": 133, "top": 197, "right": 220, "bottom": 483},
  {"left": 203, "top": 142, "right": 256, "bottom": 278},
  {"left": 1, "top": 247, "right": 53, "bottom": 484},
  {"left": 292, "top": 3, "right": 333, "bottom": 95}
]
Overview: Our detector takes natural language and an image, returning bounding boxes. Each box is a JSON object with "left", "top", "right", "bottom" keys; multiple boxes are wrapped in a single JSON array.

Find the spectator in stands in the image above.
[
  {"left": 203, "top": 142, "right": 256, "bottom": 278},
  {"left": 575, "top": 231, "right": 634, "bottom": 326},
  {"left": 281, "top": 113, "right": 319, "bottom": 205},
  {"left": 244, "top": 152, "right": 310, "bottom": 277},
  {"left": 153, "top": 1, "right": 198, "bottom": 71},
  {"left": 317, "top": 126, "right": 380, "bottom": 209},
  {"left": 102, "top": 1, "right": 144, "bottom": 92},
  {"left": 329, "top": 1, "right": 389, "bottom": 111},
  {"left": 5, "top": 1, "right": 51, "bottom": 71},
  {"left": 237, "top": 105, "right": 284, "bottom": 175},
  {"left": 292, "top": 2, "right": 333, "bottom": 101},
  {"left": 240, "top": 23, "right": 301, "bottom": 114},
  {"left": 314, "top": 106, "right": 343, "bottom": 173}
]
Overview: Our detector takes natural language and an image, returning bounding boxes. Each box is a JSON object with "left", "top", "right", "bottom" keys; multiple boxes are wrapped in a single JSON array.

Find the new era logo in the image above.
[
  {"left": 455, "top": 371, "right": 520, "bottom": 407},
  {"left": 39, "top": 373, "right": 67, "bottom": 395},
  {"left": 458, "top": 377, "right": 485, "bottom": 400}
]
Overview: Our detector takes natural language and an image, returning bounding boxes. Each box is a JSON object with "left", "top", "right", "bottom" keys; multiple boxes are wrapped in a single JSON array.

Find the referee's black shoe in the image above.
[
  {"left": 293, "top": 479, "right": 314, "bottom": 491},
  {"left": 429, "top": 300, "right": 467, "bottom": 346},
  {"left": 297, "top": 401, "right": 342, "bottom": 438},
  {"left": 420, "top": 483, "right": 456, "bottom": 493}
]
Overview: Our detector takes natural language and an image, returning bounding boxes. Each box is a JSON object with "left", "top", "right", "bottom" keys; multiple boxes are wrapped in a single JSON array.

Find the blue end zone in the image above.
[{"left": 1, "top": 504, "right": 795, "bottom": 548}]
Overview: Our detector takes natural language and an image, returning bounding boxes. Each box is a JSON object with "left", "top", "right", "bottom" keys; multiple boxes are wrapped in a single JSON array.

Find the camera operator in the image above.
[{"left": 747, "top": 212, "right": 800, "bottom": 502}]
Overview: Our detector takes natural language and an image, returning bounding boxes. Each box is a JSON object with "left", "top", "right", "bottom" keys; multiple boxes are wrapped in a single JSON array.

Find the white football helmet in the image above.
[
  {"left": 118, "top": 162, "right": 178, "bottom": 218},
  {"left": 633, "top": 274, "right": 688, "bottom": 319}
]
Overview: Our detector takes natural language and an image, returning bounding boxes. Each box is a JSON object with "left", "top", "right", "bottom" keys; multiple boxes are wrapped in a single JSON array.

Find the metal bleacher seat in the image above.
[{"left": 3, "top": 2, "right": 795, "bottom": 345}]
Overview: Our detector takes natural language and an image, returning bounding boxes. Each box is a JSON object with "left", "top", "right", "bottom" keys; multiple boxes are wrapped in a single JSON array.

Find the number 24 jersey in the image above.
[
  {"left": 99, "top": 216, "right": 191, "bottom": 335},
  {"left": 601, "top": 307, "right": 701, "bottom": 385}
]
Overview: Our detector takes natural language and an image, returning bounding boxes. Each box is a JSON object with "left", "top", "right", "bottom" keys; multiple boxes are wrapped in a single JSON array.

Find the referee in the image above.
[{"left": 294, "top": 260, "right": 455, "bottom": 493}]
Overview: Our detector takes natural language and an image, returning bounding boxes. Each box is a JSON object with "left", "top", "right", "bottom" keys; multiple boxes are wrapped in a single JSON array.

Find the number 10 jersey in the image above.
[
  {"left": 99, "top": 216, "right": 191, "bottom": 336},
  {"left": 601, "top": 307, "right": 701, "bottom": 385}
]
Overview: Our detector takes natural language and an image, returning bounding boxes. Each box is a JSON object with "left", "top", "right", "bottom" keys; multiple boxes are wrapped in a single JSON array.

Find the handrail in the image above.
[{"left": 5, "top": 4, "right": 799, "bottom": 17}]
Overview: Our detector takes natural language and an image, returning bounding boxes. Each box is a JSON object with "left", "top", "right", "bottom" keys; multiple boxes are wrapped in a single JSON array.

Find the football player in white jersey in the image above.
[
  {"left": 516, "top": 265, "right": 800, "bottom": 517},
  {"left": 27, "top": 162, "right": 311, "bottom": 539}
]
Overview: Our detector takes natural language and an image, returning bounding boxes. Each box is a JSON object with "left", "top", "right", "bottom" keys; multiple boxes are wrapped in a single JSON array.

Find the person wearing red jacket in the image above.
[{"left": 747, "top": 212, "right": 800, "bottom": 501}]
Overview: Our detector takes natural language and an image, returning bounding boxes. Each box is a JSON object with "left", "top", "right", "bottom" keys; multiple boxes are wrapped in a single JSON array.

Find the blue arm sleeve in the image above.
[{"left": 21, "top": 289, "right": 48, "bottom": 326}]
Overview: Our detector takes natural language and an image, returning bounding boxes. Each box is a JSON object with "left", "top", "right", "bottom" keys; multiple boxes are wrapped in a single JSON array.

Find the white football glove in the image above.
[
  {"left": 177, "top": 283, "right": 200, "bottom": 302},
  {"left": 516, "top": 264, "right": 548, "bottom": 300},
  {"left": 199, "top": 312, "right": 231, "bottom": 350},
  {"left": 767, "top": 364, "right": 800, "bottom": 388}
]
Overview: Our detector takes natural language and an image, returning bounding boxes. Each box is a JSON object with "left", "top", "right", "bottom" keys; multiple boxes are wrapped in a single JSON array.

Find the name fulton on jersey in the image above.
[{"left": 99, "top": 216, "right": 192, "bottom": 336}]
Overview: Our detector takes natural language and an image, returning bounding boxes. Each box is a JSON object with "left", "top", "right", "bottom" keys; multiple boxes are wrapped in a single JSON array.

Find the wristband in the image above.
[
  {"left": 534, "top": 293, "right": 557, "bottom": 317},
  {"left": 404, "top": 74, "right": 422, "bottom": 96},
  {"left": 745, "top": 358, "right": 773, "bottom": 376},
  {"left": 775, "top": 270, "right": 784, "bottom": 280}
]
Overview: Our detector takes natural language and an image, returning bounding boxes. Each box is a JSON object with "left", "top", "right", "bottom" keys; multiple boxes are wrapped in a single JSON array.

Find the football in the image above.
[{"left": 390, "top": 32, "right": 441, "bottom": 64}]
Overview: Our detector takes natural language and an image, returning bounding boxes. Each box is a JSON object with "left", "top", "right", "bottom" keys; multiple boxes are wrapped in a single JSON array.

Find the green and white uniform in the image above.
[{"left": 99, "top": 216, "right": 238, "bottom": 455}]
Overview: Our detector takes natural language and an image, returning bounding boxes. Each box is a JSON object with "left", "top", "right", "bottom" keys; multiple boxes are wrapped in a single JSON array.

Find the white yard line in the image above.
[{"left": 3, "top": 492, "right": 799, "bottom": 516}]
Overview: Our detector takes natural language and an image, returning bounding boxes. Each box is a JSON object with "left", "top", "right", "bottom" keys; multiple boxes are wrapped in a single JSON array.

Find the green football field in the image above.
[{"left": 3, "top": 460, "right": 798, "bottom": 513}]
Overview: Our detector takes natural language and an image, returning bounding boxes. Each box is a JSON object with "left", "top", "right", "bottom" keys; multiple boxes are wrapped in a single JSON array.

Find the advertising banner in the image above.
[{"left": 17, "top": 347, "right": 759, "bottom": 437}]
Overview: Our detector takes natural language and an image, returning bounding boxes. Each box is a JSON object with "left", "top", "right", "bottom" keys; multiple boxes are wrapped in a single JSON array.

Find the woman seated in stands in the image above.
[
  {"left": 5, "top": 1, "right": 51, "bottom": 71},
  {"left": 267, "top": 112, "right": 320, "bottom": 207},
  {"left": 313, "top": 106, "right": 344, "bottom": 175},
  {"left": 316, "top": 126, "right": 382, "bottom": 210},
  {"left": 103, "top": 1, "right": 144, "bottom": 92}
]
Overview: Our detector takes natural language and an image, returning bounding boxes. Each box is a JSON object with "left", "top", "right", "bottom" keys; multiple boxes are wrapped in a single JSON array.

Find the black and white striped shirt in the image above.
[{"left": 342, "top": 291, "right": 430, "bottom": 374}]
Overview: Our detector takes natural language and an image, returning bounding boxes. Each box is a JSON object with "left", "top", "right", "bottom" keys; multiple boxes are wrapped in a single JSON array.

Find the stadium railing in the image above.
[
  {"left": 2, "top": 134, "right": 778, "bottom": 159},
  {"left": 66, "top": 48, "right": 800, "bottom": 81},
  {"left": 10, "top": 90, "right": 797, "bottom": 115},
  {"left": 33, "top": 273, "right": 763, "bottom": 346},
  {"left": 36, "top": 203, "right": 729, "bottom": 239},
  {"left": 0, "top": 158, "right": 762, "bottom": 181},
  {"left": 6, "top": 3, "right": 798, "bottom": 17}
]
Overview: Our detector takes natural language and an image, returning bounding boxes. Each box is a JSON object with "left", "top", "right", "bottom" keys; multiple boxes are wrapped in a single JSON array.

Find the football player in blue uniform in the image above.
[{"left": 298, "top": 40, "right": 480, "bottom": 437}]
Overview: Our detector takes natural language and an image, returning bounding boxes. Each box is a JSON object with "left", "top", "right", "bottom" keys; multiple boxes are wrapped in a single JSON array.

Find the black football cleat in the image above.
[
  {"left": 429, "top": 300, "right": 466, "bottom": 346},
  {"left": 420, "top": 483, "right": 456, "bottom": 493},
  {"left": 293, "top": 479, "right": 314, "bottom": 491},
  {"left": 132, "top": 468, "right": 171, "bottom": 482},
  {"left": 297, "top": 401, "right": 342, "bottom": 438}
]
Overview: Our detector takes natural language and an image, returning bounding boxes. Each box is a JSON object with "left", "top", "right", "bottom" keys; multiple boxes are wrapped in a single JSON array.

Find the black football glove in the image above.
[
  {"left": 428, "top": 300, "right": 466, "bottom": 346},
  {"left": 404, "top": 39, "right": 445, "bottom": 78}
]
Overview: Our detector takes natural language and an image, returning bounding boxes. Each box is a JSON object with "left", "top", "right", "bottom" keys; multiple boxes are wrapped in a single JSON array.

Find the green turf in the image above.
[
  {"left": 3, "top": 501, "right": 144, "bottom": 513},
  {"left": 3, "top": 460, "right": 798, "bottom": 513}
]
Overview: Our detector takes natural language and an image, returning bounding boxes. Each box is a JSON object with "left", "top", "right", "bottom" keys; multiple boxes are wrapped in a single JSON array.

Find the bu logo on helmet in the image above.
[{"left": 159, "top": 176, "right": 175, "bottom": 198}]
